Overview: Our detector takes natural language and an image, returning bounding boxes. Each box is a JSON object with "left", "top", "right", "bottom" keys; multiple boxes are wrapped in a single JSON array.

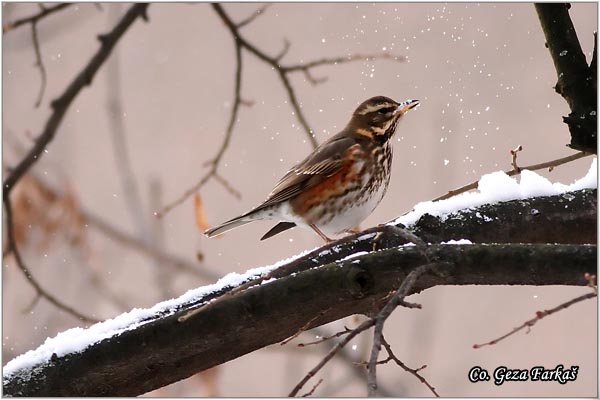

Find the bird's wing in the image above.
[{"left": 255, "top": 135, "right": 357, "bottom": 210}]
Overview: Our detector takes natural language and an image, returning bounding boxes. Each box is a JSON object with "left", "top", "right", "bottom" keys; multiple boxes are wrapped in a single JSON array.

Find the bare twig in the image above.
[
  {"left": 283, "top": 52, "right": 403, "bottom": 74},
  {"left": 298, "top": 326, "right": 352, "bottom": 347},
  {"left": 2, "top": 3, "right": 72, "bottom": 33},
  {"left": 106, "top": 3, "right": 150, "bottom": 241},
  {"left": 510, "top": 144, "right": 523, "bottom": 173},
  {"left": 3, "top": 3, "right": 150, "bottom": 197},
  {"left": 155, "top": 29, "right": 243, "bottom": 218},
  {"left": 367, "top": 262, "right": 440, "bottom": 396},
  {"left": 432, "top": 151, "right": 591, "bottom": 202},
  {"left": 288, "top": 319, "right": 376, "bottom": 397},
  {"left": 300, "top": 378, "right": 323, "bottom": 397},
  {"left": 84, "top": 210, "right": 220, "bottom": 281},
  {"left": 3, "top": 199, "right": 99, "bottom": 323},
  {"left": 473, "top": 290, "right": 597, "bottom": 349},
  {"left": 159, "top": 4, "right": 406, "bottom": 218},
  {"left": 237, "top": 3, "right": 270, "bottom": 28},
  {"left": 2, "top": 3, "right": 150, "bottom": 320},
  {"left": 280, "top": 309, "right": 330, "bottom": 346},
  {"left": 310, "top": 326, "right": 394, "bottom": 397},
  {"left": 380, "top": 336, "right": 439, "bottom": 397},
  {"left": 30, "top": 22, "right": 47, "bottom": 108}
]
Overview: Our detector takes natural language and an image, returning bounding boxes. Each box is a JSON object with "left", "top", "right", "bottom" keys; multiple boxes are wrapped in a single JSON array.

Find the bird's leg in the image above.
[
  {"left": 344, "top": 225, "right": 361, "bottom": 235},
  {"left": 310, "top": 223, "right": 334, "bottom": 243}
]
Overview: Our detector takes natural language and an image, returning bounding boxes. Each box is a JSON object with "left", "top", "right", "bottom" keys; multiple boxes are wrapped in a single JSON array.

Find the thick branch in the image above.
[
  {"left": 3, "top": 243, "right": 595, "bottom": 396},
  {"left": 409, "top": 189, "right": 597, "bottom": 245},
  {"left": 5, "top": 190, "right": 596, "bottom": 396},
  {"left": 179, "top": 189, "right": 596, "bottom": 318},
  {"left": 535, "top": 4, "right": 597, "bottom": 153}
]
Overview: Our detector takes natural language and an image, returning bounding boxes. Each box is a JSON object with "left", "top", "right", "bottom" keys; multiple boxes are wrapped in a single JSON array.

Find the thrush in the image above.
[{"left": 204, "top": 96, "right": 420, "bottom": 242}]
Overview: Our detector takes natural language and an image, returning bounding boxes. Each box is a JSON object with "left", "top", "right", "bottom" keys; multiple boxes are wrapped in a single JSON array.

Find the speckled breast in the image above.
[{"left": 291, "top": 141, "right": 393, "bottom": 235}]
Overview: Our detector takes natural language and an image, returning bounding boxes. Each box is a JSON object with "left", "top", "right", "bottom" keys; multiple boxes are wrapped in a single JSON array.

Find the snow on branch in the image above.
[
  {"left": 3, "top": 241, "right": 595, "bottom": 396},
  {"left": 3, "top": 163, "right": 597, "bottom": 396}
]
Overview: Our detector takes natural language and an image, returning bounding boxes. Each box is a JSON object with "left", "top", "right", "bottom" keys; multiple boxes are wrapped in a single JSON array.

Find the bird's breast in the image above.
[{"left": 289, "top": 142, "right": 393, "bottom": 235}]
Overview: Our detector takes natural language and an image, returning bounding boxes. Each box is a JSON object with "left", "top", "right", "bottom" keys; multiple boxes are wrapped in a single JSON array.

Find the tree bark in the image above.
[
  {"left": 535, "top": 3, "right": 597, "bottom": 153},
  {"left": 3, "top": 190, "right": 597, "bottom": 396}
]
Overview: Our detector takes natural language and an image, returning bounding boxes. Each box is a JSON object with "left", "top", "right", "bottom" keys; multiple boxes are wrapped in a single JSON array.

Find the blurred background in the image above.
[{"left": 2, "top": 2, "right": 597, "bottom": 396}]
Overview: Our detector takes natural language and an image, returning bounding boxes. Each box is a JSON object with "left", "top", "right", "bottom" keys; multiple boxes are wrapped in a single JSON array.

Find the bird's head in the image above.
[{"left": 349, "top": 96, "right": 420, "bottom": 143}]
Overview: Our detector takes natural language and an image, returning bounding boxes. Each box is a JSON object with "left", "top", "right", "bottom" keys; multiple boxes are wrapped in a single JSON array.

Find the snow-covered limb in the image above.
[
  {"left": 393, "top": 157, "right": 596, "bottom": 227},
  {"left": 3, "top": 162, "right": 597, "bottom": 396},
  {"left": 3, "top": 243, "right": 595, "bottom": 396}
]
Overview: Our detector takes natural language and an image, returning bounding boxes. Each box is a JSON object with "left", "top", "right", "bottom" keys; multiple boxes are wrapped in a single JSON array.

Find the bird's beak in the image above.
[{"left": 395, "top": 99, "right": 420, "bottom": 114}]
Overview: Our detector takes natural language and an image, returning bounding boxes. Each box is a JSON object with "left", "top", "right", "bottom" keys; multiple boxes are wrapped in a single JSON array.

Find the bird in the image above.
[{"left": 204, "top": 96, "right": 420, "bottom": 242}]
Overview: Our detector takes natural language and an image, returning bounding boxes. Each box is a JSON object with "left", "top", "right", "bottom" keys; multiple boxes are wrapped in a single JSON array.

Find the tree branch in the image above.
[
  {"left": 30, "top": 21, "right": 47, "bottom": 108},
  {"left": 155, "top": 27, "right": 244, "bottom": 218},
  {"left": 3, "top": 242, "right": 595, "bottom": 396},
  {"left": 2, "top": 3, "right": 149, "bottom": 321},
  {"left": 473, "top": 290, "right": 597, "bottom": 349},
  {"left": 432, "top": 150, "right": 590, "bottom": 201},
  {"left": 367, "top": 263, "right": 439, "bottom": 396},
  {"left": 3, "top": 199, "right": 98, "bottom": 323},
  {"left": 157, "top": 4, "right": 407, "bottom": 218},
  {"left": 535, "top": 4, "right": 597, "bottom": 153},
  {"left": 409, "top": 189, "right": 596, "bottom": 245},
  {"left": 380, "top": 336, "right": 439, "bottom": 397},
  {"left": 2, "top": 3, "right": 72, "bottom": 33},
  {"left": 289, "top": 318, "right": 375, "bottom": 397},
  {"left": 3, "top": 3, "right": 149, "bottom": 196},
  {"left": 212, "top": 3, "right": 405, "bottom": 150}
]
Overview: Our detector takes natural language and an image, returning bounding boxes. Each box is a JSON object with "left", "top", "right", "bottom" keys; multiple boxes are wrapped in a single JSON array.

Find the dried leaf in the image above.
[
  {"left": 198, "top": 367, "right": 219, "bottom": 397},
  {"left": 193, "top": 193, "right": 211, "bottom": 232},
  {"left": 6, "top": 174, "right": 87, "bottom": 254}
]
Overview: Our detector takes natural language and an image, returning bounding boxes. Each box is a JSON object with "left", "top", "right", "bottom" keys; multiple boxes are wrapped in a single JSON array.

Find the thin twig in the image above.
[
  {"left": 510, "top": 144, "right": 523, "bottom": 173},
  {"left": 288, "top": 318, "right": 375, "bottom": 397},
  {"left": 21, "top": 292, "right": 42, "bottom": 314},
  {"left": 473, "top": 290, "right": 597, "bottom": 349},
  {"left": 159, "top": 4, "right": 406, "bottom": 218},
  {"left": 3, "top": 3, "right": 150, "bottom": 197},
  {"left": 30, "top": 22, "right": 47, "bottom": 108},
  {"left": 84, "top": 210, "right": 220, "bottom": 281},
  {"left": 2, "top": 3, "right": 149, "bottom": 320},
  {"left": 214, "top": 172, "right": 242, "bottom": 198},
  {"left": 367, "top": 262, "right": 440, "bottom": 396},
  {"left": 3, "top": 199, "right": 99, "bottom": 323},
  {"left": 380, "top": 336, "right": 439, "bottom": 397},
  {"left": 106, "top": 3, "right": 150, "bottom": 242},
  {"left": 432, "top": 151, "right": 591, "bottom": 202},
  {"left": 280, "top": 309, "right": 330, "bottom": 346},
  {"left": 310, "top": 326, "right": 395, "bottom": 397},
  {"left": 213, "top": 3, "right": 405, "bottom": 151},
  {"left": 300, "top": 378, "right": 323, "bottom": 397},
  {"left": 155, "top": 30, "right": 243, "bottom": 218},
  {"left": 236, "top": 3, "right": 270, "bottom": 28},
  {"left": 283, "top": 52, "right": 403, "bottom": 73},
  {"left": 298, "top": 326, "right": 352, "bottom": 347},
  {"left": 3, "top": 3, "right": 72, "bottom": 33}
]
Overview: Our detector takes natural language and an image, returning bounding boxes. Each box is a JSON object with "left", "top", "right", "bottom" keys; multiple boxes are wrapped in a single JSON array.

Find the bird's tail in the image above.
[{"left": 204, "top": 214, "right": 255, "bottom": 238}]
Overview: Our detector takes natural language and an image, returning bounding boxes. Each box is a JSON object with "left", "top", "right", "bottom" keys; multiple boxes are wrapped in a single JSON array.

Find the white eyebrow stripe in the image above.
[{"left": 357, "top": 102, "right": 397, "bottom": 115}]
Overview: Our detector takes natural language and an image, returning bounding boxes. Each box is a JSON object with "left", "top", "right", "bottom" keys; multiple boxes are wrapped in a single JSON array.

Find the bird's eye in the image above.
[{"left": 377, "top": 107, "right": 392, "bottom": 114}]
